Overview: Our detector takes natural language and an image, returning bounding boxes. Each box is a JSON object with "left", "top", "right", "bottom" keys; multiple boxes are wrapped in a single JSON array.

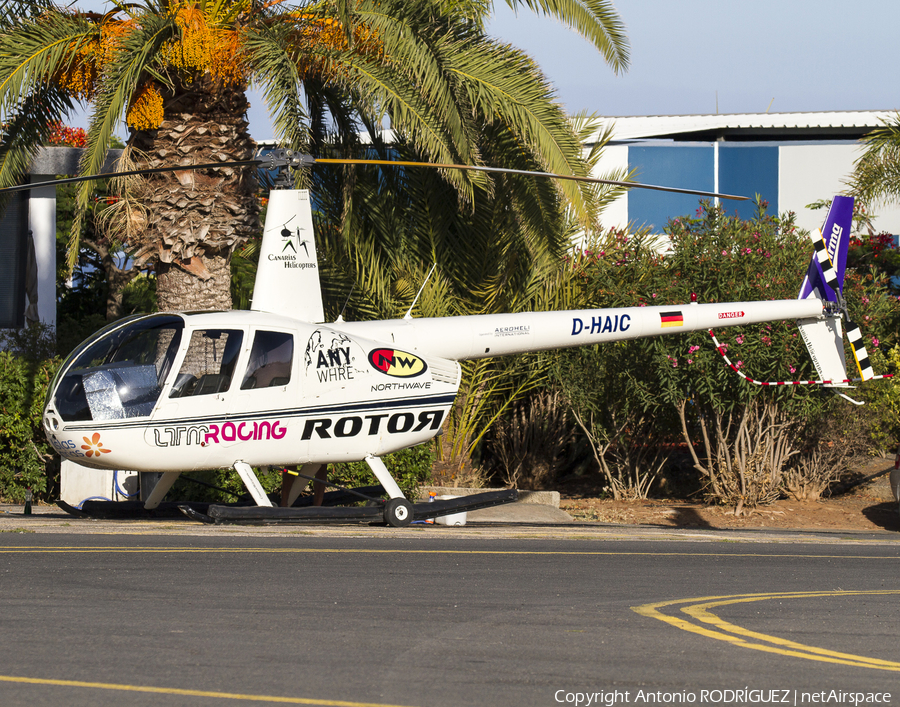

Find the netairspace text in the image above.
[{"left": 553, "top": 688, "right": 892, "bottom": 706}]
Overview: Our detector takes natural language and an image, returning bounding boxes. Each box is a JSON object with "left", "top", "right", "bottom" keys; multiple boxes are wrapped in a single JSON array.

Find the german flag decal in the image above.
[
  {"left": 368, "top": 348, "right": 428, "bottom": 378},
  {"left": 660, "top": 311, "right": 684, "bottom": 328}
]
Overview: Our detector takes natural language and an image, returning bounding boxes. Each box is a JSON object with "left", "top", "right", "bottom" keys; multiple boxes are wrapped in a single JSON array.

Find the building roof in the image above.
[
  {"left": 591, "top": 110, "right": 898, "bottom": 143},
  {"left": 29, "top": 146, "right": 122, "bottom": 176}
]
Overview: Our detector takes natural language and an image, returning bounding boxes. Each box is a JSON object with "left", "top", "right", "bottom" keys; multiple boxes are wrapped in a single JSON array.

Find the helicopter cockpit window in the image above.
[
  {"left": 53, "top": 314, "right": 184, "bottom": 422},
  {"left": 240, "top": 331, "right": 294, "bottom": 390},
  {"left": 169, "top": 329, "right": 244, "bottom": 398}
]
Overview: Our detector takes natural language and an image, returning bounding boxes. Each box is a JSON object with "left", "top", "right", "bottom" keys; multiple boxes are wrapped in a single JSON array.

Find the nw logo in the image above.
[{"left": 368, "top": 349, "right": 428, "bottom": 378}]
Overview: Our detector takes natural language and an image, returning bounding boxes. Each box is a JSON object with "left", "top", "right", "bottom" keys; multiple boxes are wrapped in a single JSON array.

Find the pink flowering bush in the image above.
[{"left": 553, "top": 199, "right": 900, "bottom": 509}]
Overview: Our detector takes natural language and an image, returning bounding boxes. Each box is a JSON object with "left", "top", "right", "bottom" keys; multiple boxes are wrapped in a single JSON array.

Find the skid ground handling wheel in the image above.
[
  {"left": 61, "top": 489, "right": 518, "bottom": 524},
  {"left": 383, "top": 498, "right": 413, "bottom": 527}
]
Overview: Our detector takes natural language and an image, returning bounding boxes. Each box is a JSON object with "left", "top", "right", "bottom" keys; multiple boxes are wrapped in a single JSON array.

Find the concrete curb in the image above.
[{"left": 417, "top": 486, "right": 560, "bottom": 508}]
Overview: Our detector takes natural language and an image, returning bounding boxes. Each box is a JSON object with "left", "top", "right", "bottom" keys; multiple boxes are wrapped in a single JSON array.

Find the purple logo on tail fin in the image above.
[{"left": 798, "top": 195, "right": 853, "bottom": 302}]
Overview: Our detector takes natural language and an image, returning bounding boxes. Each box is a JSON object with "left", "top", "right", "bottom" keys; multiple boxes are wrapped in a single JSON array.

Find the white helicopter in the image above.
[{"left": 33, "top": 153, "right": 876, "bottom": 525}]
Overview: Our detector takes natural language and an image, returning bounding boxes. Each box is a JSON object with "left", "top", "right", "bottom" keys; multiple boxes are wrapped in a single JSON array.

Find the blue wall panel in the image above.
[
  {"left": 628, "top": 145, "right": 714, "bottom": 232},
  {"left": 717, "top": 144, "right": 779, "bottom": 220}
]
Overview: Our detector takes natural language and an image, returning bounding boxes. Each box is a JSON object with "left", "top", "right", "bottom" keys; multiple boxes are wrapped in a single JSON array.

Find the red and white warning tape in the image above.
[{"left": 708, "top": 330, "right": 893, "bottom": 386}]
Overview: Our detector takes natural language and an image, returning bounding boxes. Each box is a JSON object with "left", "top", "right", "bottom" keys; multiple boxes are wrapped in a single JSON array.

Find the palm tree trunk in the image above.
[
  {"left": 130, "top": 76, "right": 258, "bottom": 312},
  {"left": 156, "top": 250, "right": 233, "bottom": 311}
]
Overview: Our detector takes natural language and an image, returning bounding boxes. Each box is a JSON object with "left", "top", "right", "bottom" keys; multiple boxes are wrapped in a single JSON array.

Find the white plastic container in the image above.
[{"left": 435, "top": 495, "right": 467, "bottom": 526}]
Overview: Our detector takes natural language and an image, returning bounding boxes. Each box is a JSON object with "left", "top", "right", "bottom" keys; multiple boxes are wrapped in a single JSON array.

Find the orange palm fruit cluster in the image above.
[{"left": 127, "top": 83, "right": 164, "bottom": 131}]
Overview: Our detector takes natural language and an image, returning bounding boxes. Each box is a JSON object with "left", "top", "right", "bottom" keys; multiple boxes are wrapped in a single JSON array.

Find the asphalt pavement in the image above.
[{"left": 0, "top": 511, "right": 899, "bottom": 707}]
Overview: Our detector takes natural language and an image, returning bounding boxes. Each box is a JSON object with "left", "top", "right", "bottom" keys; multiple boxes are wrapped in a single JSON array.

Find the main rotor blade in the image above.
[
  {"left": 0, "top": 153, "right": 749, "bottom": 201},
  {"left": 0, "top": 159, "right": 263, "bottom": 194},
  {"left": 314, "top": 157, "right": 750, "bottom": 201}
]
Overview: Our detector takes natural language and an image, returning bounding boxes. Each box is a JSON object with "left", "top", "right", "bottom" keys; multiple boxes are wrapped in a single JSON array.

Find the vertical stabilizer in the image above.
[
  {"left": 251, "top": 190, "right": 325, "bottom": 322},
  {"left": 796, "top": 195, "right": 856, "bottom": 386},
  {"left": 798, "top": 195, "right": 853, "bottom": 303}
]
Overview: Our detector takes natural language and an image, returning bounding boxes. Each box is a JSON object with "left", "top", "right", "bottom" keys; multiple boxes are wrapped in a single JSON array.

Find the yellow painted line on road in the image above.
[
  {"left": 633, "top": 590, "right": 900, "bottom": 672},
  {"left": 0, "top": 674, "right": 414, "bottom": 706},
  {"left": 684, "top": 592, "right": 900, "bottom": 667},
  {"left": 0, "top": 546, "right": 899, "bottom": 559}
]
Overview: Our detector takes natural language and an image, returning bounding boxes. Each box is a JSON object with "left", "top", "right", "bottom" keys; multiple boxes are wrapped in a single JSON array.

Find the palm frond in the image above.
[
  {"left": 243, "top": 23, "right": 310, "bottom": 152},
  {"left": 69, "top": 12, "right": 176, "bottom": 270},
  {"left": 848, "top": 114, "right": 900, "bottom": 208},
  {"left": 0, "top": 12, "right": 95, "bottom": 121},
  {"left": 502, "top": 0, "right": 629, "bottom": 73},
  {"left": 447, "top": 38, "right": 596, "bottom": 225},
  {"left": 0, "top": 0, "right": 53, "bottom": 24},
  {"left": 0, "top": 86, "right": 77, "bottom": 214}
]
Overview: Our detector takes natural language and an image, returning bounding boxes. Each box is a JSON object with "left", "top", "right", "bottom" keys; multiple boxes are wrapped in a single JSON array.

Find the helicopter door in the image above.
[
  {"left": 228, "top": 330, "right": 299, "bottom": 463},
  {"left": 158, "top": 328, "right": 245, "bottom": 422},
  {"left": 229, "top": 329, "right": 296, "bottom": 416}
]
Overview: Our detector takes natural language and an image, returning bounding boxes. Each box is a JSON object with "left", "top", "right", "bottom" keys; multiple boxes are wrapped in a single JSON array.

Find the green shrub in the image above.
[
  {"left": 170, "top": 466, "right": 281, "bottom": 504},
  {"left": 0, "top": 351, "right": 60, "bottom": 502},
  {"left": 330, "top": 444, "right": 436, "bottom": 498}
]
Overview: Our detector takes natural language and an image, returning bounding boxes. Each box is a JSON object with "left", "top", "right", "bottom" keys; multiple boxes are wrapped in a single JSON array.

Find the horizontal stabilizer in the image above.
[{"left": 796, "top": 317, "right": 848, "bottom": 386}]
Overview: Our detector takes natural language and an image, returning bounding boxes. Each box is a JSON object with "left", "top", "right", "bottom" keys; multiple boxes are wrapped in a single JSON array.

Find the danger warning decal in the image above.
[{"left": 368, "top": 348, "right": 428, "bottom": 378}]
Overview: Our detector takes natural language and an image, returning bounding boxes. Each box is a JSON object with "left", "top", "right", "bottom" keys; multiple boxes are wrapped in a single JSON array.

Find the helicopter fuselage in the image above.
[
  {"left": 42, "top": 310, "right": 460, "bottom": 474},
  {"left": 42, "top": 296, "right": 827, "bottom": 476}
]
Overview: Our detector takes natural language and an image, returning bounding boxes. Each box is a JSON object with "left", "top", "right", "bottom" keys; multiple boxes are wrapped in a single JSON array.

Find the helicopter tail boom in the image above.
[{"left": 337, "top": 298, "right": 828, "bottom": 362}]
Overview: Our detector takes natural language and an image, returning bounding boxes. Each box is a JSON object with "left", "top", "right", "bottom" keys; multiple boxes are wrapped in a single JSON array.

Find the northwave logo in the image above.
[{"left": 368, "top": 349, "right": 428, "bottom": 378}]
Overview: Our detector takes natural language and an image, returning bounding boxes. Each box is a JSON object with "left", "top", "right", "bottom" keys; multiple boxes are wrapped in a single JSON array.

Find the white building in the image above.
[
  {"left": 0, "top": 147, "right": 120, "bottom": 330},
  {"left": 590, "top": 110, "right": 900, "bottom": 237}
]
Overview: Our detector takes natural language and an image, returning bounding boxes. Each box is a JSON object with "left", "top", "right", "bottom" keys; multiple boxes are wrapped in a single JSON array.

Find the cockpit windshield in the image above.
[{"left": 52, "top": 314, "right": 184, "bottom": 422}]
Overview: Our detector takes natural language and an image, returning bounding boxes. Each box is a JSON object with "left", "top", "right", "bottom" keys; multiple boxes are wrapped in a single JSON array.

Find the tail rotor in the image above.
[
  {"left": 713, "top": 195, "right": 891, "bottom": 398},
  {"left": 806, "top": 214, "right": 874, "bottom": 382}
]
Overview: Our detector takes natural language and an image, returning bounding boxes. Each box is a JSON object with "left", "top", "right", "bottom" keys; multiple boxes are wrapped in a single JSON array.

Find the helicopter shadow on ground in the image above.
[
  {"left": 860, "top": 500, "right": 900, "bottom": 532},
  {"left": 667, "top": 506, "right": 714, "bottom": 529}
]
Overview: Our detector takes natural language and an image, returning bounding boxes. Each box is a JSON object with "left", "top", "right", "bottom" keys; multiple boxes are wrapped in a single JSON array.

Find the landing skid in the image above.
[
  {"left": 179, "top": 489, "right": 519, "bottom": 526},
  {"left": 57, "top": 500, "right": 211, "bottom": 519},
  {"left": 56, "top": 485, "right": 387, "bottom": 520}
]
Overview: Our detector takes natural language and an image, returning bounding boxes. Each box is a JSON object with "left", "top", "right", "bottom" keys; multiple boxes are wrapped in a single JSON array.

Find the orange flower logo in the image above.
[{"left": 81, "top": 433, "right": 111, "bottom": 458}]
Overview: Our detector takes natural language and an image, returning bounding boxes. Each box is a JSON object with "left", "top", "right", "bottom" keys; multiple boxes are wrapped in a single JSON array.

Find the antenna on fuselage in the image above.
[
  {"left": 404, "top": 263, "right": 437, "bottom": 320},
  {"left": 335, "top": 283, "right": 356, "bottom": 323}
]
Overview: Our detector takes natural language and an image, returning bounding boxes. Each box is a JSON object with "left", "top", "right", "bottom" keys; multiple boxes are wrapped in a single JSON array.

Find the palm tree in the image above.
[
  {"left": 0, "top": 0, "right": 629, "bottom": 313},
  {"left": 311, "top": 113, "right": 623, "bottom": 321},
  {"left": 849, "top": 114, "right": 900, "bottom": 209}
]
